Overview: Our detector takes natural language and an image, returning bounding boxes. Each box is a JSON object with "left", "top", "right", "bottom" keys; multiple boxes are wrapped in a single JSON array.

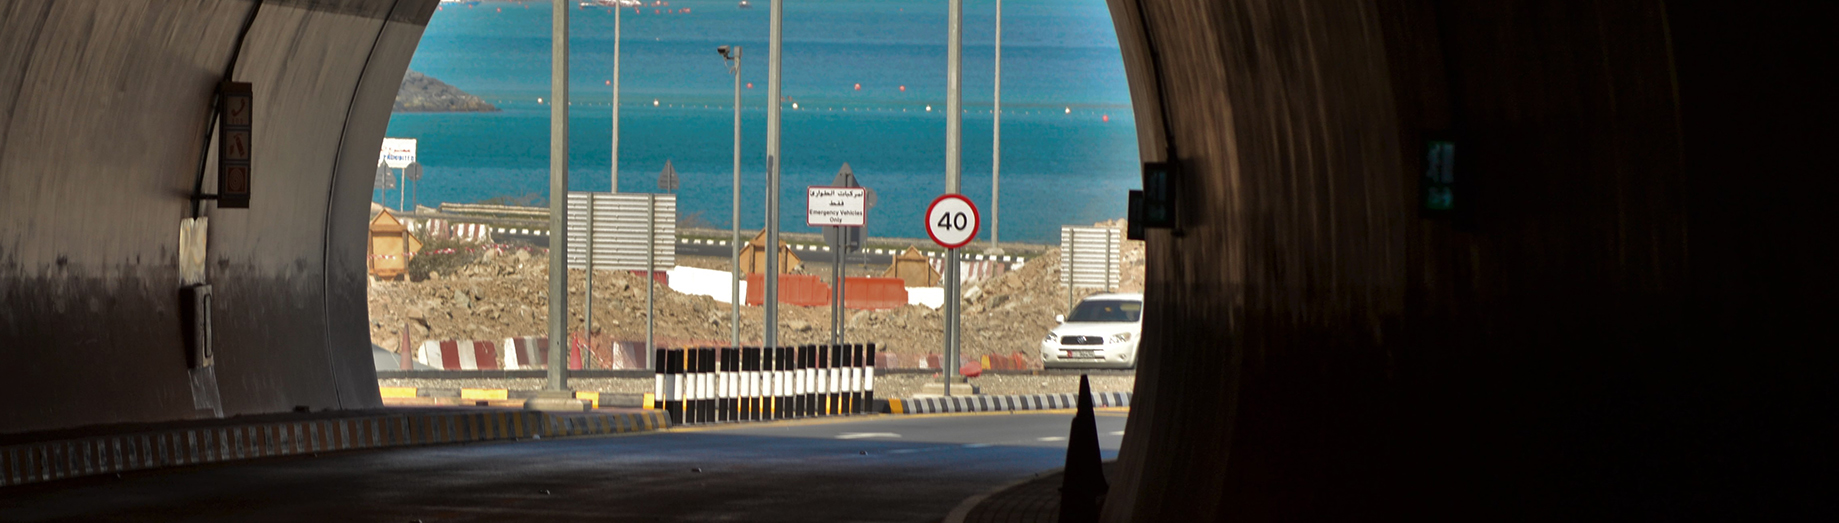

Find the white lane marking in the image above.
[
  {"left": 1037, "top": 436, "right": 1067, "bottom": 442},
  {"left": 835, "top": 432, "right": 902, "bottom": 440},
  {"left": 962, "top": 443, "right": 994, "bottom": 448},
  {"left": 1110, "top": 431, "right": 1125, "bottom": 436}
]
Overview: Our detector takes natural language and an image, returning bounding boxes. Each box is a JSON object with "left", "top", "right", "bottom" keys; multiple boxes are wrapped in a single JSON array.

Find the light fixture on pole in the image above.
[{"left": 719, "top": 45, "right": 742, "bottom": 351}]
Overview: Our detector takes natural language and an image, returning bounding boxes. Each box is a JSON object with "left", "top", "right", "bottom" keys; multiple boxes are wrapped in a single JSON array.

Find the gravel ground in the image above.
[{"left": 377, "top": 372, "right": 1134, "bottom": 399}]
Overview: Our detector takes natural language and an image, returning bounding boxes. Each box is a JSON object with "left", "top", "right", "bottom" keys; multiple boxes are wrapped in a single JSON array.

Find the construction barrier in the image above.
[
  {"left": 927, "top": 258, "right": 1010, "bottom": 284},
  {"left": 417, "top": 339, "right": 500, "bottom": 370},
  {"left": 843, "top": 277, "right": 909, "bottom": 310},
  {"left": 655, "top": 344, "right": 876, "bottom": 425},
  {"left": 503, "top": 336, "right": 550, "bottom": 369},
  {"left": 744, "top": 274, "right": 830, "bottom": 307},
  {"left": 449, "top": 222, "right": 492, "bottom": 243}
]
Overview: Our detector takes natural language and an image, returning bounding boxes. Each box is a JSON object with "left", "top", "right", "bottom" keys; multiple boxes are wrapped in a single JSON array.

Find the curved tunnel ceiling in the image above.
[{"left": 2, "top": 0, "right": 1832, "bottom": 519}]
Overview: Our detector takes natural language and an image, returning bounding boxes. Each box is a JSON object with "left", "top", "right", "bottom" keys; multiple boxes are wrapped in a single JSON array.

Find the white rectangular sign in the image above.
[
  {"left": 806, "top": 186, "right": 867, "bottom": 227},
  {"left": 379, "top": 137, "right": 417, "bottom": 168}
]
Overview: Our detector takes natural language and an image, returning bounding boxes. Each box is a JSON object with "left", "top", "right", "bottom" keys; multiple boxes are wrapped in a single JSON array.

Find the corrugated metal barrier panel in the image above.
[{"left": 565, "top": 192, "right": 677, "bottom": 272}]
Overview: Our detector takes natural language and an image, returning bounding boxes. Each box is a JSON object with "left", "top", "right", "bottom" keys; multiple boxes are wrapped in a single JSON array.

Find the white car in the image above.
[{"left": 1041, "top": 293, "right": 1143, "bottom": 369}]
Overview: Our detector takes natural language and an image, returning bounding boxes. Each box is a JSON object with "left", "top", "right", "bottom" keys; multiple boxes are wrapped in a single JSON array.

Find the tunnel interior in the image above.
[
  {"left": 2, "top": 0, "right": 1834, "bottom": 519},
  {"left": 1101, "top": 0, "right": 1834, "bottom": 519}
]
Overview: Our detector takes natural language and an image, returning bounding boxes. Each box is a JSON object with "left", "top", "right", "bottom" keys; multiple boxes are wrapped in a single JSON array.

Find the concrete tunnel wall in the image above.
[
  {"left": 0, "top": 0, "right": 439, "bottom": 434},
  {"left": 1101, "top": 0, "right": 1834, "bottom": 520}
]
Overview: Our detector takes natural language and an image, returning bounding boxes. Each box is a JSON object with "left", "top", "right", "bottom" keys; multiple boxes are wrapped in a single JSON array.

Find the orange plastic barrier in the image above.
[
  {"left": 745, "top": 274, "right": 830, "bottom": 307},
  {"left": 843, "top": 277, "right": 908, "bottom": 310}
]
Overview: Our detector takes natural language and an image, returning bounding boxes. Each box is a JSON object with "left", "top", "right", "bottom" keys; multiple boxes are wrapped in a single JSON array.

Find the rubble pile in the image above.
[{"left": 368, "top": 221, "right": 1145, "bottom": 368}]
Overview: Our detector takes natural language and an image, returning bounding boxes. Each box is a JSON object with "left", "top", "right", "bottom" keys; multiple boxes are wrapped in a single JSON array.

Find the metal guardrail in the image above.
[{"left": 438, "top": 202, "right": 551, "bottom": 219}]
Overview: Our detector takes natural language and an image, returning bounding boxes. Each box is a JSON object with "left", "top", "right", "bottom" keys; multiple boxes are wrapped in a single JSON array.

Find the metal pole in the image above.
[
  {"left": 1067, "top": 229, "right": 1075, "bottom": 311},
  {"left": 398, "top": 167, "right": 405, "bottom": 212},
  {"left": 647, "top": 193, "right": 656, "bottom": 361},
  {"left": 833, "top": 237, "right": 842, "bottom": 347},
  {"left": 545, "top": 0, "right": 570, "bottom": 391},
  {"left": 990, "top": 0, "right": 1001, "bottom": 252},
  {"left": 730, "top": 47, "right": 743, "bottom": 351},
  {"left": 584, "top": 194, "right": 594, "bottom": 369},
  {"left": 944, "top": 0, "right": 963, "bottom": 396},
  {"left": 611, "top": 3, "right": 620, "bottom": 193},
  {"left": 765, "top": 0, "right": 784, "bottom": 351}
]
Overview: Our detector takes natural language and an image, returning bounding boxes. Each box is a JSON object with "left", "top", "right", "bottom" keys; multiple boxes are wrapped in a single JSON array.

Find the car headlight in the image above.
[
  {"left": 1043, "top": 333, "right": 1058, "bottom": 343},
  {"left": 1108, "top": 332, "right": 1132, "bottom": 344}
]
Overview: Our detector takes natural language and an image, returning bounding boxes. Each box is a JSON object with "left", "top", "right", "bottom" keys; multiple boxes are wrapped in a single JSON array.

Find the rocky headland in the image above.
[{"left": 394, "top": 70, "right": 498, "bottom": 113}]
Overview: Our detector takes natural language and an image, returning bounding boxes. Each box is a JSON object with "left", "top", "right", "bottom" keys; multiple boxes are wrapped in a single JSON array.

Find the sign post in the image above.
[
  {"left": 809, "top": 184, "right": 867, "bottom": 349},
  {"left": 378, "top": 138, "right": 417, "bottom": 212},
  {"left": 926, "top": 194, "right": 979, "bottom": 396}
]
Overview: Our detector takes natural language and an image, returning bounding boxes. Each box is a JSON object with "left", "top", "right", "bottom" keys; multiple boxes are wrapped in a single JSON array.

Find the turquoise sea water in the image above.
[{"left": 386, "top": 0, "right": 1137, "bottom": 243}]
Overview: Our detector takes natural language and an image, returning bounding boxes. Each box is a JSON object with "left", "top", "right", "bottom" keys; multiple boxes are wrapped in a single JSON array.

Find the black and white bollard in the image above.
[{"left": 864, "top": 343, "right": 876, "bottom": 412}]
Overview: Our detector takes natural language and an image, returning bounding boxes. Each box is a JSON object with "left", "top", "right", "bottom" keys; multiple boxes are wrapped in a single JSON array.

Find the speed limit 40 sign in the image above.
[{"left": 925, "top": 194, "right": 980, "bottom": 249}]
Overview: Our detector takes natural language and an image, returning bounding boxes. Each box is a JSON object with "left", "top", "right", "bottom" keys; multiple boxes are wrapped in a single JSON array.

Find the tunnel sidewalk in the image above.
[
  {"left": 0, "top": 406, "right": 668, "bottom": 488},
  {"left": 947, "top": 461, "right": 1118, "bottom": 523}
]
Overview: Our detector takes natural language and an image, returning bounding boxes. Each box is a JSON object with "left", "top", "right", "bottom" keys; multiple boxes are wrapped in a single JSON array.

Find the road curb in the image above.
[
  {"left": 885, "top": 392, "right": 1131, "bottom": 414},
  {"left": 943, "top": 466, "right": 1066, "bottom": 523},
  {"left": 0, "top": 409, "right": 669, "bottom": 488}
]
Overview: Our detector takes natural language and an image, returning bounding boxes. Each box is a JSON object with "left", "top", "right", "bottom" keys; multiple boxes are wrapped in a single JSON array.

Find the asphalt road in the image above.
[{"left": 0, "top": 410, "right": 1127, "bottom": 522}]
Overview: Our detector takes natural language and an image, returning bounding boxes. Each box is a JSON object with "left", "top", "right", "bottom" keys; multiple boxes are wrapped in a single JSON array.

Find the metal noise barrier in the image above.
[{"left": 655, "top": 344, "right": 876, "bottom": 425}]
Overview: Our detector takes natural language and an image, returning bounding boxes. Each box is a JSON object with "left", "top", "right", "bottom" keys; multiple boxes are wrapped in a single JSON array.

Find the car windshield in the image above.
[{"left": 1066, "top": 300, "right": 1142, "bottom": 323}]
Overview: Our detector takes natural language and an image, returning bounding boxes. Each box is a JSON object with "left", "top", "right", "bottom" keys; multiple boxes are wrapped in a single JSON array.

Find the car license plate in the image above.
[{"left": 1065, "top": 350, "right": 1100, "bottom": 359}]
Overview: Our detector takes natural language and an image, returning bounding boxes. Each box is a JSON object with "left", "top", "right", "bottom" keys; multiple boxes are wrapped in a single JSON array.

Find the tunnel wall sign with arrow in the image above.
[{"left": 216, "top": 82, "right": 253, "bottom": 208}]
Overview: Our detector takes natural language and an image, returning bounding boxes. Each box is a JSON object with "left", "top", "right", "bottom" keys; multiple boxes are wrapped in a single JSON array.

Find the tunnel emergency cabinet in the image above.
[{"left": 654, "top": 344, "right": 875, "bottom": 425}]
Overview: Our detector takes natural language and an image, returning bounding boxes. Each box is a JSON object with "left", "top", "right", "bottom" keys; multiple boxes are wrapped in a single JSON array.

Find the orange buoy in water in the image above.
[
  {"left": 1103, "top": 114, "right": 1109, "bottom": 122},
  {"left": 854, "top": 83, "right": 861, "bottom": 91}
]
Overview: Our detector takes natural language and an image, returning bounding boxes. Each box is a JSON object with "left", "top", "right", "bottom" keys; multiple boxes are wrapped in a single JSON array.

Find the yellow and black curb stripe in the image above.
[
  {"left": 886, "top": 392, "right": 1132, "bottom": 414},
  {"left": 0, "top": 409, "right": 670, "bottom": 488}
]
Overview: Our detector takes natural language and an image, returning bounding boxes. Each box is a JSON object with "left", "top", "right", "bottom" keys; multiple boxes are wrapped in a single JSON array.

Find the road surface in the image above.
[{"left": 0, "top": 410, "right": 1126, "bottom": 522}]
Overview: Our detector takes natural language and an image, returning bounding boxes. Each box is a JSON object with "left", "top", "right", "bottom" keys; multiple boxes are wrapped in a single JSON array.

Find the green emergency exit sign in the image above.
[{"left": 1422, "top": 138, "right": 1456, "bottom": 214}]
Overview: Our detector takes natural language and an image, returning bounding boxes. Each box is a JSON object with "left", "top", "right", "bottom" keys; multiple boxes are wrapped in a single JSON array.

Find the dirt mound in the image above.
[{"left": 368, "top": 220, "right": 1143, "bottom": 368}]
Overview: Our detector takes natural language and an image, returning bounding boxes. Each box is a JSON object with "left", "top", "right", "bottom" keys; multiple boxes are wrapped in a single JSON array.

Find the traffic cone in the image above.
[{"left": 1058, "top": 374, "right": 1109, "bottom": 523}]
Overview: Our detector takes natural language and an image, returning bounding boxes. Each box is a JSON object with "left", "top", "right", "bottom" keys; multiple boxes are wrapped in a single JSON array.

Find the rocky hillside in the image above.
[{"left": 394, "top": 70, "right": 498, "bottom": 112}]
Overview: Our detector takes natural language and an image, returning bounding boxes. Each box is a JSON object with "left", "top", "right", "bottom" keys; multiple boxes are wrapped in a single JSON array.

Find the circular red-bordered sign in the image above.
[{"left": 925, "top": 194, "right": 980, "bottom": 249}]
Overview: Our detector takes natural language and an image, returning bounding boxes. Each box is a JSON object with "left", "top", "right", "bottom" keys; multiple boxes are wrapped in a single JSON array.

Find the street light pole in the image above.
[
  {"left": 722, "top": 46, "right": 743, "bottom": 351},
  {"left": 612, "top": 2, "right": 620, "bottom": 193},
  {"left": 990, "top": 0, "right": 1002, "bottom": 253},
  {"left": 944, "top": 0, "right": 964, "bottom": 395},
  {"left": 544, "top": 0, "right": 571, "bottom": 393},
  {"left": 765, "top": 0, "right": 783, "bottom": 352}
]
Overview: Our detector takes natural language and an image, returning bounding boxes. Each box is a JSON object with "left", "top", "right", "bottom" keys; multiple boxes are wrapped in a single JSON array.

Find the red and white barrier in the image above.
[
  {"left": 927, "top": 259, "right": 1010, "bottom": 283},
  {"left": 416, "top": 339, "right": 501, "bottom": 370},
  {"left": 450, "top": 223, "right": 492, "bottom": 243},
  {"left": 504, "top": 336, "right": 549, "bottom": 369}
]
